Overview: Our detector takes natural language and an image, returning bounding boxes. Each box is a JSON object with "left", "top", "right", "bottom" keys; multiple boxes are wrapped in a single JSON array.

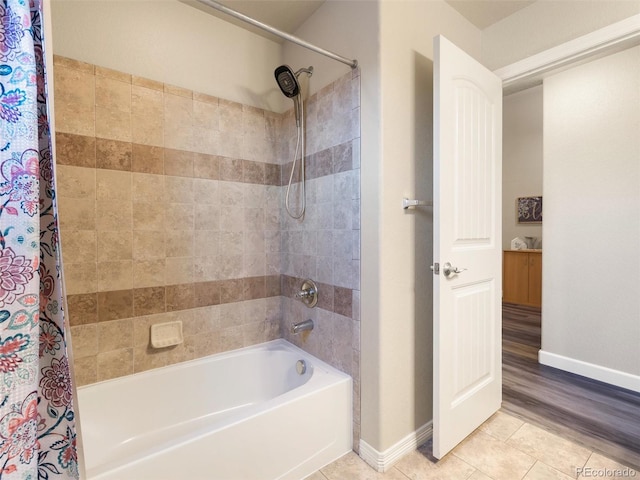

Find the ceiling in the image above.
[
  {"left": 188, "top": 0, "right": 536, "bottom": 42},
  {"left": 445, "top": 0, "right": 536, "bottom": 30}
]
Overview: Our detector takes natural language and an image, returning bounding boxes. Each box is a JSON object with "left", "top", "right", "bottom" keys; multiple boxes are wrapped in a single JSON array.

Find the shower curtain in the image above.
[{"left": 0, "top": 0, "right": 79, "bottom": 478}]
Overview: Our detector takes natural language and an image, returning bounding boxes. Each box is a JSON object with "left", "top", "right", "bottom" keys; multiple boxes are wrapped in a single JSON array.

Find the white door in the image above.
[{"left": 433, "top": 35, "right": 503, "bottom": 459}]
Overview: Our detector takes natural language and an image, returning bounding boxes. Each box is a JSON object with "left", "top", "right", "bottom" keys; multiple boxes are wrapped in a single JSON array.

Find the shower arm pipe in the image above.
[{"left": 196, "top": 0, "right": 358, "bottom": 69}]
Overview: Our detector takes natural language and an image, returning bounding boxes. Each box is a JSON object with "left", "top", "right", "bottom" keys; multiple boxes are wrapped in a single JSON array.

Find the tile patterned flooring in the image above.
[{"left": 307, "top": 411, "right": 638, "bottom": 480}]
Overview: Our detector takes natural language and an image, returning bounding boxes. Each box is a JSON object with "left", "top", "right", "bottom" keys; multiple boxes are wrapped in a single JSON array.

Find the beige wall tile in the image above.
[
  {"left": 96, "top": 200, "right": 132, "bottom": 231},
  {"left": 194, "top": 230, "right": 219, "bottom": 257},
  {"left": 97, "top": 260, "right": 133, "bottom": 291},
  {"left": 97, "top": 289, "right": 133, "bottom": 321},
  {"left": 165, "top": 176, "right": 194, "bottom": 204},
  {"left": 98, "top": 319, "right": 134, "bottom": 352},
  {"left": 55, "top": 133, "right": 96, "bottom": 168},
  {"left": 193, "top": 154, "right": 220, "bottom": 180},
  {"left": 95, "top": 107, "right": 131, "bottom": 143},
  {"left": 164, "top": 84, "right": 192, "bottom": 99},
  {"left": 193, "top": 92, "right": 218, "bottom": 105},
  {"left": 96, "top": 169, "right": 132, "bottom": 201},
  {"left": 133, "top": 344, "right": 184, "bottom": 373},
  {"left": 216, "top": 254, "right": 243, "bottom": 280},
  {"left": 219, "top": 100, "right": 242, "bottom": 133},
  {"left": 133, "top": 231, "right": 165, "bottom": 259},
  {"left": 219, "top": 231, "right": 243, "bottom": 255},
  {"left": 164, "top": 93, "right": 193, "bottom": 128},
  {"left": 194, "top": 204, "right": 219, "bottom": 231},
  {"left": 165, "top": 203, "right": 194, "bottom": 231},
  {"left": 219, "top": 326, "right": 243, "bottom": 351},
  {"left": 165, "top": 257, "right": 193, "bottom": 285},
  {"left": 132, "top": 173, "right": 164, "bottom": 203},
  {"left": 133, "top": 259, "right": 166, "bottom": 288},
  {"left": 193, "top": 256, "right": 218, "bottom": 282},
  {"left": 193, "top": 100, "right": 219, "bottom": 130},
  {"left": 192, "top": 127, "right": 218, "bottom": 156},
  {"left": 132, "top": 76, "right": 163, "bottom": 91},
  {"left": 164, "top": 126, "right": 194, "bottom": 152},
  {"left": 133, "top": 314, "right": 155, "bottom": 347},
  {"left": 54, "top": 66, "right": 95, "bottom": 107},
  {"left": 132, "top": 115, "right": 164, "bottom": 147},
  {"left": 70, "top": 324, "right": 98, "bottom": 358},
  {"left": 64, "top": 262, "right": 97, "bottom": 294},
  {"left": 184, "top": 306, "right": 219, "bottom": 335},
  {"left": 97, "top": 231, "right": 132, "bottom": 262},
  {"left": 243, "top": 105, "right": 265, "bottom": 139},
  {"left": 58, "top": 195, "right": 96, "bottom": 230},
  {"left": 164, "top": 149, "right": 194, "bottom": 177},
  {"left": 57, "top": 165, "right": 96, "bottom": 198},
  {"left": 133, "top": 286, "right": 166, "bottom": 316},
  {"left": 96, "top": 138, "right": 132, "bottom": 171},
  {"left": 216, "top": 130, "right": 242, "bottom": 158},
  {"left": 55, "top": 103, "right": 95, "bottom": 137},
  {"left": 72, "top": 356, "right": 97, "bottom": 386},
  {"left": 132, "top": 85, "right": 163, "bottom": 117},
  {"left": 132, "top": 144, "right": 164, "bottom": 174},
  {"left": 62, "top": 230, "right": 96, "bottom": 265},
  {"left": 67, "top": 293, "right": 98, "bottom": 326},
  {"left": 95, "top": 66, "right": 131, "bottom": 83},
  {"left": 53, "top": 56, "right": 94, "bottom": 74},
  {"left": 193, "top": 178, "right": 219, "bottom": 205},
  {"left": 133, "top": 202, "right": 165, "bottom": 231},
  {"left": 97, "top": 348, "right": 133, "bottom": 381},
  {"left": 166, "top": 230, "right": 193, "bottom": 258},
  {"left": 185, "top": 333, "right": 221, "bottom": 359},
  {"left": 96, "top": 76, "right": 131, "bottom": 113}
]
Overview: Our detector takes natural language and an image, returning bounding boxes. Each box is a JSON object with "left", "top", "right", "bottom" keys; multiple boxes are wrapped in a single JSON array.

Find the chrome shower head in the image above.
[{"left": 274, "top": 65, "right": 300, "bottom": 98}]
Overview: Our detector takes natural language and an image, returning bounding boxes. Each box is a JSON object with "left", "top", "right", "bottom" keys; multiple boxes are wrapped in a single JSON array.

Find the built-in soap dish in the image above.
[{"left": 150, "top": 321, "right": 183, "bottom": 349}]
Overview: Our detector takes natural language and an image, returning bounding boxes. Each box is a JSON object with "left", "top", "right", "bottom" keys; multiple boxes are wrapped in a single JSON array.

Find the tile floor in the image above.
[{"left": 307, "top": 411, "right": 638, "bottom": 480}]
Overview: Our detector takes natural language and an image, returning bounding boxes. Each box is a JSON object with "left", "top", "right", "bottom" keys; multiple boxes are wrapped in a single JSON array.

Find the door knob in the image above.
[{"left": 442, "top": 262, "right": 466, "bottom": 278}]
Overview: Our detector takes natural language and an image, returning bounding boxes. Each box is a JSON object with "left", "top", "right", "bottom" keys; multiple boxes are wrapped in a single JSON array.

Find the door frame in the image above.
[{"left": 495, "top": 14, "right": 640, "bottom": 93}]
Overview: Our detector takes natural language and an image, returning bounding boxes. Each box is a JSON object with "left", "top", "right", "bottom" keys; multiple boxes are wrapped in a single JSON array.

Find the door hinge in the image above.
[{"left": 430, "top": 262, "right": 440, "bottom": 275}]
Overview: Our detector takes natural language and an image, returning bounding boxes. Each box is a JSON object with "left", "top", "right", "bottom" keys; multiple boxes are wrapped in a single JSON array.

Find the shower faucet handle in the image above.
[{"left": 295, "top": 279, "right": 318, "bottom": 308}]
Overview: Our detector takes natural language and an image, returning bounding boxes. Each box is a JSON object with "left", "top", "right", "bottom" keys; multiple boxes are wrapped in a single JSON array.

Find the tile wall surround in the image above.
[
  {"left": 278, "top": 70, "right": 361, "bottom": 450},
  {"left": 54, "top": 52, "right": 360, "bottom": 449},
  {"left": 53, "top": 55, "right": 360, "bottom": 448}
]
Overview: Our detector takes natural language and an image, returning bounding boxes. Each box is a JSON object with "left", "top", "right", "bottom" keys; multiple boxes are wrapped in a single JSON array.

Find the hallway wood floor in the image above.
[{"left": 502, "top": 303, "right": 640, "bottom": 470}]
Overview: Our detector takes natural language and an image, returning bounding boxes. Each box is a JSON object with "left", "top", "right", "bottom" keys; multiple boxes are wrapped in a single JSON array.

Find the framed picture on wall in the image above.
[{"left": 517, "top": 196, "right": 542, "bottom": 223}]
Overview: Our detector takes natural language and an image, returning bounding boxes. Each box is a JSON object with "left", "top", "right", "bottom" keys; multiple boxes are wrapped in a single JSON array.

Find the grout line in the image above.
[{"left": 520, "top": 459, "right": 537, "bottom": 480}]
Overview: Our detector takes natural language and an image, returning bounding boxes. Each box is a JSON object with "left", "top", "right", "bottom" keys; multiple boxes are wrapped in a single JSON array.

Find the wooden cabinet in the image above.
[{"left": 503, "top": 250, "right": 542, "bottom": 307}]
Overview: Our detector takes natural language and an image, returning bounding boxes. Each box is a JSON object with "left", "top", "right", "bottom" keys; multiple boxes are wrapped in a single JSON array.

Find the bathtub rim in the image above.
[{"left": 77, "top": 338, "right": 349, "bottom": 393}]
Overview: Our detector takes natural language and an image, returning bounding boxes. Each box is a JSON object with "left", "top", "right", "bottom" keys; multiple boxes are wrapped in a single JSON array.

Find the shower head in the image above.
[{"left": 274, "top": 65, "right": 300, "bottom": 98}]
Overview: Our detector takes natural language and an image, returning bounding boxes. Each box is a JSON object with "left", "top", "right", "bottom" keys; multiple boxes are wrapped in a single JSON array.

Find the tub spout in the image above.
[{"left": 291, "top": 319, "right": 314, "bottom": 334}]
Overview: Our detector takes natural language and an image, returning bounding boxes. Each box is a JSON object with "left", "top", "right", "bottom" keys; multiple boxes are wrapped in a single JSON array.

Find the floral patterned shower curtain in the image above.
[{"left": 0, "top": 0, "right": 79, "bottom": 478}]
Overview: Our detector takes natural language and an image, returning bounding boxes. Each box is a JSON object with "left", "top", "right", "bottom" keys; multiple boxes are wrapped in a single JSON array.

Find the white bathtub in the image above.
[{"left": 77, "top": 339, "right": 352, "bottom": 480}]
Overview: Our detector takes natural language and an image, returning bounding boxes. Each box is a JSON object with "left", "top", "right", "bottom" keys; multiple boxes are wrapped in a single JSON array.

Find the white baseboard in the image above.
[
  {"left": 359, "top": 421, "right": 433, "bottom": 472},
  {"left": 538, "top": 350, "right": 640, "bottom": 393}
]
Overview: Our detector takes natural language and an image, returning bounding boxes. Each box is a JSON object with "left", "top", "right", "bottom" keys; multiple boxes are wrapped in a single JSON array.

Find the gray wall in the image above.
[{"left": 542, "top": 45, "right": 640, "bottom": 378}]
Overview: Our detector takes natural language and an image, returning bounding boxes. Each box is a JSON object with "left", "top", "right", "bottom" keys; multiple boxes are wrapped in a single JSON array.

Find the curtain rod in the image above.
[{"left": 196, "top": 0, "right": 358, "bottom": 69}]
